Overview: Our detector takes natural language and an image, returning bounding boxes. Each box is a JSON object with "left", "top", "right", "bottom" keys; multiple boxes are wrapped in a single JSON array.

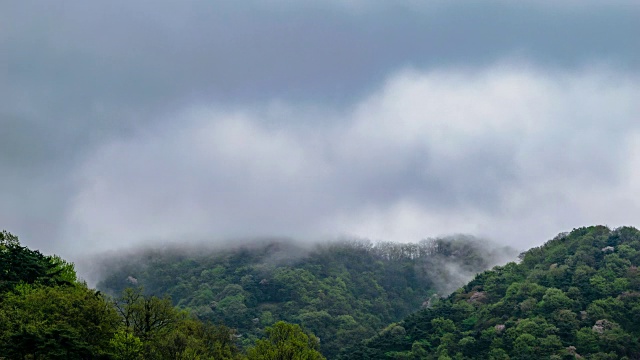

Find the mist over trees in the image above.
[
  {"left": 12, "top": 226, "right": 640, "bottom": 359},
  {"left": 94, "top": 236, "right": 516, "bottom": 358}
]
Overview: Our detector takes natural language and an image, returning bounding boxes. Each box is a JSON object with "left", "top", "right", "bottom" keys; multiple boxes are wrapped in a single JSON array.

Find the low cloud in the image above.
[{"left": 60, "top": 63, "right": 640, "bottom": 255}]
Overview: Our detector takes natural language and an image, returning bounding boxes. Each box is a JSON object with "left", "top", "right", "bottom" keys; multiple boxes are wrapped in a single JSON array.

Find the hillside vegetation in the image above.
[
  {"left": 341, "top": 226, "right": 640, "bottom": 359},
  {"left": 12, "top": 225, "right": 636, "bottom": 359},
  {"left": 96, "top": 237, "right": 515, "bottom": 357},
  {"left": 0, "top": 230, "right": 321, "bottom": 359}
]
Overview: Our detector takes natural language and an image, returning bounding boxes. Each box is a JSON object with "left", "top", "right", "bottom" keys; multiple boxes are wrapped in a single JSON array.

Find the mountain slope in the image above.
[
  {"left": 341, "top": 226, "right": 640, "bottom": 359},
  {"left": 95, "top": 237, "right": 516, "bottom": 358}
]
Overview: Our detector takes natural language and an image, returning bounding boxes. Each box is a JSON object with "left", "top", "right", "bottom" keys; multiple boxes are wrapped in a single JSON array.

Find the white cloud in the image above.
[{"left": 61, "top": 63, "right": 640, "bottom": 255}]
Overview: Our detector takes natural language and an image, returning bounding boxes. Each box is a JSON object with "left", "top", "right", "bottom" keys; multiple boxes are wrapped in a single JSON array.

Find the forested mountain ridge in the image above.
[
  {"left": 95, "top": 236, "right": 517, "bottom": 358},
  {"left": 341, "top": 226, "right": 640, "bottom": 359},
  {"left": 6, "top": 226, "right": 640, "bottom": 359}
]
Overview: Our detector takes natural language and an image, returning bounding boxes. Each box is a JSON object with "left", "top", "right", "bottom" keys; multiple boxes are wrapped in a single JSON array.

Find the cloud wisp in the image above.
[{"left": 61, "top": 63, "right": 640, "bottom": 255}]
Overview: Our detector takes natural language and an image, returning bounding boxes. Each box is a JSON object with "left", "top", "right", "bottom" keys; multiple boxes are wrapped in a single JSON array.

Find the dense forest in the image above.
[
  {"left": 95, "top": 236, "right": 514, "bottom": 358},
  {"left": 7, "top": 226, "right": 640, "bottom": 359},
  {"left": 342, "top": 226, "right": 640, "bottom": 359},
  {"left": 0, "top": 230, "right": 322, "bottom": 359}
]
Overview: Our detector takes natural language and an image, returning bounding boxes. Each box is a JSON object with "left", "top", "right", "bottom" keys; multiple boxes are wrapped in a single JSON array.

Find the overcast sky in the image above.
[{"left": 2, "top": 1, "right": 639, "bottom": 260}]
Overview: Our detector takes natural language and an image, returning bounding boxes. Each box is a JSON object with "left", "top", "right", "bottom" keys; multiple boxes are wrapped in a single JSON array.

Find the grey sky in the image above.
[{"left": 1, "top": 1, "right": 639, "bottom": 260}]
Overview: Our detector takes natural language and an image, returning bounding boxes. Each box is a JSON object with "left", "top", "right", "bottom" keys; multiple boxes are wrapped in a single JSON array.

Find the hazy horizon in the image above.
[{"left": 2, "top": 1, "right": 639, "bottom": 261}]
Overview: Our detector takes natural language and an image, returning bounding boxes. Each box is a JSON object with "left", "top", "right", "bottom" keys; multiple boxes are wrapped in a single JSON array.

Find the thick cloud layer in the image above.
[
  {"left": 61, "top": 64, "right": 640, "bottom": 254},
  {"left": 1, "top": 1, "right": 639, "bottom": 256}
]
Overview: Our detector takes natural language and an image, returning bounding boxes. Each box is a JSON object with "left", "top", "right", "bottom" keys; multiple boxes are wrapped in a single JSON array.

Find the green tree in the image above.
[
  {"left": 512, "top": 333, "right": 537, "bottom": 359},
  {"left": 0, "top": 231, "right": 72, "bottom": 293},
  {"left": 247, "top": 321, "right": 325, "bottom": 360},
  {"left": 114, "top": 287, "right": 177, "bottom": 341},
  {"left": 110, "top": 329, "right": 144, "bottom": 360},
  {"left": 0, "top": 283, "right": 120, "bottom": 359},
  {"left": 539, "top": 288, "right": 573, "bottom": 313},
  {"left": 150, "top": 319, "right": 243, "bottom": 360}
]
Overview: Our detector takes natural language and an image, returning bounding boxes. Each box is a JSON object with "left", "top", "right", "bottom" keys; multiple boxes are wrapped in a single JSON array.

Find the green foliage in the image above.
[
  {"left": 246, "top": 321, "right": 325, "bottom": 360},
  {"left": 114, "top": 287, "right": 177, "bottom": 341},
  {"left": 0, "top": 229, "right": 20, "bottom": 248},
  {"left": 0, "top": 282, "right": 121, "bottom": 358},
  {"left": 0, "top": 231, "right": 119, "bottom": 358},
  {"left": 113, "top": 286, "right": 245, "bottom": 360},
  {"left": 0, "top": 230, "right": 74, "bottom": 293},
  {"left": 23, "top": 227, "right": 634, "bottom": 359},
  {"left": 110, "top": 329, "right": 144, "bottom": 360},
  {"left": 0, "top": 230, "right": 248, "bottom": 360},
  {"left": 97, "top": 237, "right": 507, "bottom": 358},
  {"left": 343, "top": 226, "right": 640, "bottom": 359}
]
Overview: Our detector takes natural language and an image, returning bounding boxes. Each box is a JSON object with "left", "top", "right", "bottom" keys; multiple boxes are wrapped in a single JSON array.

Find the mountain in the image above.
[
  {"left": 95, "top": 236, "right": 516, "bottom": 358},
  {"left": 340, "top": 226, "right": 640, "bottom": 360},
  {"left": 7, "top": 225, "right": 640, "bottom": 359}
]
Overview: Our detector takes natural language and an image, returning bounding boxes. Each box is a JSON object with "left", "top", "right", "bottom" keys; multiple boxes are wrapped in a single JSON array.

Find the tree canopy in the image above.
[
  {"left": 0, "top": 231, "right": 310, "bottom": 359},
  {"left": 341, "top": 226, "right": 640, "bottom": 359},
  {"left": 9, "top": 226, "right": 640, "bottom": 359},
  {"left": 247, "top": 321, "right": 325, "bottom": 360},
  {"left": 96, "top": 237, "right": 511, "bottom": 357}
]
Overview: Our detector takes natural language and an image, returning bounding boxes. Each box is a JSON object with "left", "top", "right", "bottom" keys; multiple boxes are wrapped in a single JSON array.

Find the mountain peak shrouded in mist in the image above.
[
  {"left": 91, "top": 235, "right": 518, "bottom": 357},
  {"left": 89, "top": 235, "right": 519, "bottom": 291},
  {"left": 6, "top": 225, "right": 640, "bottom": 359}
]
